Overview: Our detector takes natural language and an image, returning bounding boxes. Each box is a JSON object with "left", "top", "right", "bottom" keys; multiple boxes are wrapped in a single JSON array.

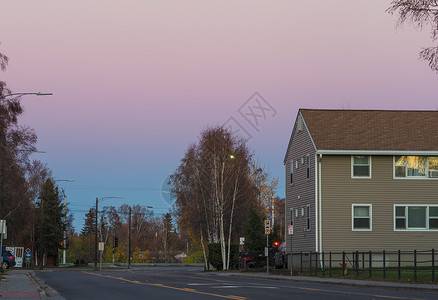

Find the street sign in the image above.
[
  {"left": 98, "top": 242, "right": 104, "bottom": 251},
  {"left": 288, "top": 225, "right": 294, "bottom": 235},
  {"left": 239, "top": 237, "right": 245, "bottom": 245},
  {"left": 264, "top": 246, "right": 268, "bottom": 257}
]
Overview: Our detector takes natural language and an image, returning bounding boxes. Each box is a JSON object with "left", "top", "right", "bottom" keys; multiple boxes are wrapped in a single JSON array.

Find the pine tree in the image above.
[
  {"left": 243, "top": 204, "right": 265, "bottom": 254},
  {"left": 81, "top": 208, "right": 96, "bottom": 236},
  {"left": 35, "top": 178, "right": 64, "bottom": 267}
]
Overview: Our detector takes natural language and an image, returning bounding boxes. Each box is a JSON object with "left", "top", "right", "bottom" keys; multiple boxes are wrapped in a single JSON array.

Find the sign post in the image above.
[
  {"left": 265, "top": 219, "right": 270, "bottom": 274},
  {"left": 288, "top": 224, "right": 294, "bottom": 276},
  {"left": 98, "top": 242, "right": 104, "bottom": 271}
]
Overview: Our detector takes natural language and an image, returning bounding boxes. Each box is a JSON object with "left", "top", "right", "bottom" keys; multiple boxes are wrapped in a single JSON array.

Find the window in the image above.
[
  {"left": 352, "top": 156, "right": 371, "bottom": 178},
  {"left": 290, "top": 209, "right": 294, "bottom": 226},
  {"left": 306, "top": 155, "right": 310, "bottom": 180},
  {"left": 306, "top": 205, "right": 311, "bottom": 231},
  {"left": 394, "top": 156, "right": 438, "bottom": 178},
  {"left": 352, "top": 204, "right": 372, "bottom": 231},
  {"left": 295, "top": 208, "right": 298, "bottom": 218},
  {"left": 301, "top": 207, "right": 304, "bottom": 217},
  {"left": 394, "top": 205, "right": 438, "bottom": 230},
  {"left": 290, "top": 161, "right": 294, "bottom": 185},
  {"left": 296, "top": 159, "right": 299, "bottom": 169}
]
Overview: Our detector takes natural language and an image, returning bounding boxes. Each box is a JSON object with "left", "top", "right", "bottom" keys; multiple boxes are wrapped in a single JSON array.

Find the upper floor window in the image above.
[
  {"left": 290, "top": 161, "right": 294, "bottom": 185},
  {"left": 352, "top": 204, "right": 372, "bottom": 231},
  {"left": 306, "top": 205, "right": 311, "bottom": 231},
  {"left": 395, "top": 205, "right": 438, "bottom": 230},
  {"left": 394, "top": 156, "right": 438, "bottom": 178},
  {"left": 352, "top": 156, "right": 371, "bottom": 178},
  {"left": 306, "top": 155, "right": 310, "bottom": 180},
  {"left": 290, "top": 208, "right": 294, "bottom": 226}
]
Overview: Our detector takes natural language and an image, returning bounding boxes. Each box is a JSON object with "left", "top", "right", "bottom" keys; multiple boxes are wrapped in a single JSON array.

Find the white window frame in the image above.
[
  {"left": 290, "top": 161, "right": 294, "bottom": 185},
  {"left": 393, "top": 204, "right": 438, "bottom": 231},
  {"left": 393, "top": 156, "right": 438, "bottom": 179},
  {"left": 290, "top": 208, "right": 294, "bottom": 226},
  {"left": 351, "top": 156, "right": 372, "bottom": 178},
  {"left": 301, "top": 207, "right": 304, "bottom": 217},
  {"left": 352, "top": 204, "right": 372, "bottom": 231}
]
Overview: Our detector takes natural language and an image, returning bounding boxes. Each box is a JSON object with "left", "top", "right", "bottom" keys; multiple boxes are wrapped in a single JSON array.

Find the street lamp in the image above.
[
  {"left": 0, "top": 92, "right": 53, "bottom": 100},
  {"left": 55, "top": 180, "right": 74, "bottom": 265},
  {"left": 95, "top": 196, "right": 123, "bottom": 271}
]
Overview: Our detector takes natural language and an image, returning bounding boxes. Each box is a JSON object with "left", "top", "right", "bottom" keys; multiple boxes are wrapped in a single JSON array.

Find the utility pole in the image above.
[
  {"left": 128, "top": 206, "right": 131, "bottom": 269},
  {"left": 94, "top": 197, "right": 98, "bottom": 271}
]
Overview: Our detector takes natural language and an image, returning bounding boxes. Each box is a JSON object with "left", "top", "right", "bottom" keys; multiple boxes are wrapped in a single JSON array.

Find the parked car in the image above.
[
  {"left": 233, "top": 252, "right": 262, "bottom": 269},
  {"left": 1, "top": 249, "right": 16, "bottom": 269}
]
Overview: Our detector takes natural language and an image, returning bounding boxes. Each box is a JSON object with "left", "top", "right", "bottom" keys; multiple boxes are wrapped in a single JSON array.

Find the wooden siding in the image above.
[
  {"left": 321, "top": 155, "right": 438, "bottom": 251},
  {"left": 285, "top": 117, "right": 316, "bottom": 253}
]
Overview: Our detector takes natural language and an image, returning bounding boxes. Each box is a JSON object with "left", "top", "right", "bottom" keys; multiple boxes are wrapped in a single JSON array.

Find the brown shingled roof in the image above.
[{"left": 300, "top": 109, "right": 438, "bottom": 151}]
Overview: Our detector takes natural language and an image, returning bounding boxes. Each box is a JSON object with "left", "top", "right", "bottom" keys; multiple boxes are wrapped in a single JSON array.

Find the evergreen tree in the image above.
[
  {"left": 243, "top": 204, "right": 265, "bottom": 254},
  {"left": 35, "top": 178, "right": 64, "bottom": 266},
  {"left": 81, "top": 208, "right": 96, "bottom": 236}
]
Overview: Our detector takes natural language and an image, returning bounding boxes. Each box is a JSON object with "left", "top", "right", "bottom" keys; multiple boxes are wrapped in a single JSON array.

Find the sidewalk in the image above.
[
  {"left": 0, "top": 269, "right": 64, "bottom": 300},
  {"left": 209, "top": 271, "right": 438, "bottom": 292}
]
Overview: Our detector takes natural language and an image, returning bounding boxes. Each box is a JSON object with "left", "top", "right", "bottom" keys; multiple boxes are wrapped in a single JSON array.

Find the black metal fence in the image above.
[{"left": 290, "top": 249, "right": 438, "bottom": 282}]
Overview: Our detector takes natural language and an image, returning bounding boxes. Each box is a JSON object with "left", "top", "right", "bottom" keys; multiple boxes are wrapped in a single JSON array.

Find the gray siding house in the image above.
[{"left": 284, "top": 109, "right": 438, "bottom": 255}]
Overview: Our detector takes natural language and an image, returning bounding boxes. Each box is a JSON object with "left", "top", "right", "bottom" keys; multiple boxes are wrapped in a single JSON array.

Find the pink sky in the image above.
[{"left": 1, "top": 1, "right": 438, "bottom": 230}]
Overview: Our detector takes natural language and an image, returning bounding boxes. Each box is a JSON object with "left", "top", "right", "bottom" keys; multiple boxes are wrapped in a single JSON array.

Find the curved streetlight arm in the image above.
[{"left": 0, "top": 92, "right": 53, "bottom": 100}]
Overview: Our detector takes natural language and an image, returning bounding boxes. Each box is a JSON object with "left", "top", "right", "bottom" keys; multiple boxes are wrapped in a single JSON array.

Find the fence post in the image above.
[
  {"left": 315, "top": 252, "right": 318, "bottom": 276},
  {"left": 432, "top": 249, "right": 435, "bottom": 282},
  {"left": 329, "top": 251, "right": 332, "bottom": 277},
  {"left": 309, "top": 252, "right": 312, "bottom": 275},
  {"left": 398, "top": 250, "right": 401, "bottom": 280},
  {"left": 342, "top": 251, "right": 345, "bottom": 277},
  {"left": 414, "top": 249, "right": 417, "bottom": 283},
  {"left": 322, "top": 252, "right": 325, "bottom": 277},
  {"left": 383, "top": 250, "right": 386, "bottom": 280},
  {"left": 356, "top": 251, "right": 359, "bottom": 278},
  {"left": 362, "top": 252, "right": 365, "bottom": 270},
  {"left": 369, "top": 250, "right": 372, "bottom": 278}
]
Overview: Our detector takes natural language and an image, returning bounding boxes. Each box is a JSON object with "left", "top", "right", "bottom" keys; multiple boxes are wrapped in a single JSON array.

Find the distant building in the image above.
[{"left": 284, "top": 109, "right": 438, "bottom": 256}]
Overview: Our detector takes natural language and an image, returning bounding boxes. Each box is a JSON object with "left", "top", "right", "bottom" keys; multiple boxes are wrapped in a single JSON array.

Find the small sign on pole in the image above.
[
  {"left": 265, "top": 219, "right": 271, "bottom": 235},
  {"left": 98, "top": 242, "right": 104, "bottom": 251},
  {"left": 239, "top": 237, "right": 245, "bottom": 245},
  {"left": 288, "top": 225, "right": 294, "bottom": 235}
]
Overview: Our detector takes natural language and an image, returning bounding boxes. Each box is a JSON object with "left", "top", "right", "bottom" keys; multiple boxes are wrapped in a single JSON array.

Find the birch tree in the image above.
[{"left": 171, "top": 127, "right": 254, "bottom": 270}]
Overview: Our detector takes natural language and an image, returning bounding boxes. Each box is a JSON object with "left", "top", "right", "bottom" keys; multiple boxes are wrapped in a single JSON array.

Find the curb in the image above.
[
  {"left": 29, "top": 271, "right": 65, "bottom": 299},
  {"left": 207, "top": 272, "right": 438, "bottom": 292}
]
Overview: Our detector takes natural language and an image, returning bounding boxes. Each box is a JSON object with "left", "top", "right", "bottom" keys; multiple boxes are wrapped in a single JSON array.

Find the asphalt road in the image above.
[{"left": 36, "top": 266, "right": 438, "bottom": 300}]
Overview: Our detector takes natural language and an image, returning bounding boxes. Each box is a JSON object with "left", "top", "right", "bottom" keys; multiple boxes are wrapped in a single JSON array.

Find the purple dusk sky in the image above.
[{"left": 1, "top": 1, "right": 438, "bottom": 230}]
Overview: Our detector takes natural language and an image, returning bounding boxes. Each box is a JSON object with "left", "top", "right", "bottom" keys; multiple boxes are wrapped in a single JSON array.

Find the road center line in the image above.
[{"left": 82, "top": 271, "right": 247, "bottom": 300}]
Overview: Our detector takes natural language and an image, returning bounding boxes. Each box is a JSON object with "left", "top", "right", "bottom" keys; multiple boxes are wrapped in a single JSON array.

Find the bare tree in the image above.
[{"left": 387, "top": 1, "right": 438, "bottom": 72}]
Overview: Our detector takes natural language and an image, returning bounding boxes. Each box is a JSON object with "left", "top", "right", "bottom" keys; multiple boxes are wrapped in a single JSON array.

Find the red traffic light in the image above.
[{"left": 273, "top": 241, "right": 279, "bottom": 247}]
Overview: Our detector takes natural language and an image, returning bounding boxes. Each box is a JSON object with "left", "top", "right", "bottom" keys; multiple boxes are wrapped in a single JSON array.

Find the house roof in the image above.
[{"left": 299, "top": 109, "right": 438, "bottom": 152}]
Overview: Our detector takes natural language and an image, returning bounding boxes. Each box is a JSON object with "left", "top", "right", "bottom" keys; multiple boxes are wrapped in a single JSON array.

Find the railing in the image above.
[{"left": 289, "top": 249, "right": 438, "bottom": 282}]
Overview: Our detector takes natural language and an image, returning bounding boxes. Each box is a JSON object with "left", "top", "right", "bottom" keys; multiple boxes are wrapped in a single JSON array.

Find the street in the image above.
[{"left": 35, "top": 266, "right": 438, "bottom": 300}]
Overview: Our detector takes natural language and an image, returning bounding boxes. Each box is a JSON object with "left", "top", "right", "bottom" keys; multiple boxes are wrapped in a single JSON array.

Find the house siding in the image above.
[
  {"left": 285, "top": 116, "right": 316, "bottom": 253},
  {"left": 321, "top": 155, "right": 438, "bottom": 252}
]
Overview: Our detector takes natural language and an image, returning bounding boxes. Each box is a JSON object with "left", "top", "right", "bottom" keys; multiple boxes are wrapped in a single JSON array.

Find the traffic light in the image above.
[
  {"left": 273, "top": 241, "right": 280, "bottom": 247},
  {"left": 114, "top": 236, "right": 119, "bottom": 248}
]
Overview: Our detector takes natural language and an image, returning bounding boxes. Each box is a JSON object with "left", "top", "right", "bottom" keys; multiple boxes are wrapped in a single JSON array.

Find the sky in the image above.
[{"left": 1, "top": 1, "right": 438, "bottom": 230}]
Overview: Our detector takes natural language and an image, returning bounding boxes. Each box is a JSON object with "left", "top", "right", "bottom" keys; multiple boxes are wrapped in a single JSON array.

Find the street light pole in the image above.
[{"left": 94, "top": 196, "right": 123, "bottom": 271}]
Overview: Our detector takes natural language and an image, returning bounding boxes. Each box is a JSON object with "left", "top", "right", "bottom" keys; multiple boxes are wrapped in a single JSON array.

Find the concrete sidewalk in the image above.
[
  {"left": 0, "top": 269, "right": 64, "bottom": 299},
  {"left": 211, "top": 271, "right": 438, "bottom": 292}
]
